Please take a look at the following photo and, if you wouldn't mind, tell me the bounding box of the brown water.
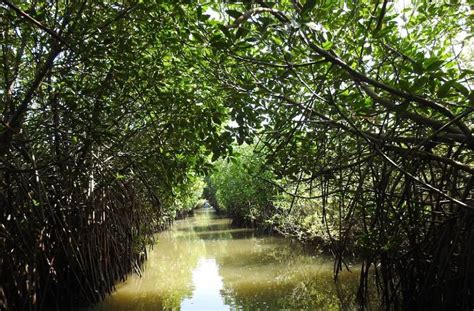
[96,208,360,310]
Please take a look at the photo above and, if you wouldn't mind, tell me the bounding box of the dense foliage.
[206,145,341,246]
[1,0,473,310]
[0,1,229,309]
[201,1,474,309]
[207,145,276,226]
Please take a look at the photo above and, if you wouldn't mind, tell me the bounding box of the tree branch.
[300,30,472,138]
[226,7,290,29]
[1,0,70,48]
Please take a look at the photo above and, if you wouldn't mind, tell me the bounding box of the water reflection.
[96,209,359,310]
[181,258,229,310]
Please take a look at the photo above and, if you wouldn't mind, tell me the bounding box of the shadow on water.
[177,223,234,233]
[184,229,255,241]
[94,208,361,310]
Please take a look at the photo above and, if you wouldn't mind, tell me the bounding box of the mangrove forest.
[1,0,473,310]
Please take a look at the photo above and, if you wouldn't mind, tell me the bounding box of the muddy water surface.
[96,209,359,310]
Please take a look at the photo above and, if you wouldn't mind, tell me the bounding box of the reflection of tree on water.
[97,209,362,310]
[195,210,362,310]
[214,237,360,310]
[96,215,208,310]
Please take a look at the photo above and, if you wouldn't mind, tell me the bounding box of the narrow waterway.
[96,208,360,310]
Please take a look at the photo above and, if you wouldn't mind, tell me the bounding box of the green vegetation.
[207,145,276,226]
[206,144,349,250]
[206,145,338,246]
[0,1,226,309]
[204,1,474,309]
[1,0,473,310]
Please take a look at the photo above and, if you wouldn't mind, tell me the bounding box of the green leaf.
[452,82,470,97]
[399,79,411,92]
[412,61,424,74]
[210,34,228,49]
[424,57,444,71]
[218,25,231,38]
[226,9,243,19]
[306,22,320,31]
[302,0,317,15]
[235,27,249,39]
[199,14,210,21]
[437,80,454,98]
[115,173,126,181]
[322,41,333,49]
[197,6,202,19]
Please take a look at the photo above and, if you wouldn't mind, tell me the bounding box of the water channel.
[96,208,360,310]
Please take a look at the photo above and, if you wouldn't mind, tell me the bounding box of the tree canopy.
[1,0,473,309]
